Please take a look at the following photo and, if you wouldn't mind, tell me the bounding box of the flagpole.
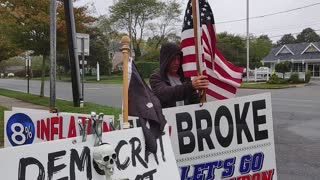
[191,0,206,103]
[246,0,250,82]
[121,36,130,129]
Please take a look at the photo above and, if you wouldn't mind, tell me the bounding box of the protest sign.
[4,109,114,147]
[0,127,180,180]
[162,93,277,180]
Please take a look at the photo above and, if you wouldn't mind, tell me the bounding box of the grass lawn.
[240,82,306,89]
[0,88,121,117]
[0,106,8,147]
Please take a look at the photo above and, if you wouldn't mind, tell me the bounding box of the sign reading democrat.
[4,110,114,147]
[0,128,180,180]
[162,93,277,180]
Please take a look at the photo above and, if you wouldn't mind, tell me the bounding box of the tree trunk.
[40,55,47,97]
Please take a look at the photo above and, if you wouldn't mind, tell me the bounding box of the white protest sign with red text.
[4,109,114,147]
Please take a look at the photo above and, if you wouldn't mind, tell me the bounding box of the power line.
[268,29,320,39]
[254,20,320,34]
[216,2,320,24]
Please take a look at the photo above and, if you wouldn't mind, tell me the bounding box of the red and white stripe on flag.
[181,0,243,100]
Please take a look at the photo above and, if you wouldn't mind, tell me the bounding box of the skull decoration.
[93,143,117,178]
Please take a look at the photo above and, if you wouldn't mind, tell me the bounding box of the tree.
[250,35,272,68]
[0,2,20,62]
[83,27,111,75]
[109,0,163,58]
[0,0,94,96]
[296,28,320,43]
[147,0,182,50]
[98,15,121,43]
[0,35,19,62]
[276,34,296,45]
[275,61,292,79]
[217,32,246,67]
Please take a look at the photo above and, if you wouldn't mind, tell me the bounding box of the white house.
[261,42,320,78]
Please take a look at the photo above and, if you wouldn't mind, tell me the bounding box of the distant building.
[262,42,320,78]
[109,41,135,72]
[6,66,24,73]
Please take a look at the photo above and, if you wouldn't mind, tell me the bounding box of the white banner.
[4,109,114,147]
[162,93,277,180]
[0,127,180,180]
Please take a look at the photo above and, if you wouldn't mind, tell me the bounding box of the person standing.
[149,42,208,108]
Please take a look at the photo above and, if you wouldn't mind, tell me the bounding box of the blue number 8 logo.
[6,113,35,146]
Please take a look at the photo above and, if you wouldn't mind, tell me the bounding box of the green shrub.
[267,74,280,84]
[267,73,290,84]
[31,69,46,78]
[275,61,292,79]
[135,62,159,78]
[305,70,311,83]
[289,73,300,84]
[14,70,26,77]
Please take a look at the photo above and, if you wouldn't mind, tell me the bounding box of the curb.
[240,83,308,89]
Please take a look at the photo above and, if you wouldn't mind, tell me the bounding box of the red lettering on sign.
[41,118,50,140]
[68,116,76,138]
[262,169,274,180]
[252,173,260,180]
[50,116,59,140]
[103,121,109,132]
[237,175,251,180]
[59,116,65,139]
[37,121,40,138]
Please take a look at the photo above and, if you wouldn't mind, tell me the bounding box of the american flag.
[181,0,244,100]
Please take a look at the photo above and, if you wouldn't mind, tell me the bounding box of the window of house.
[292,63,305,72]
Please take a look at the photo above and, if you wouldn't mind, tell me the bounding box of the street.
[0,79,320,179]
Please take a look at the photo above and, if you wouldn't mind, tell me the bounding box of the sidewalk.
[0,95,48,110]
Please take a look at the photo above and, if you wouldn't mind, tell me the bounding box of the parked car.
[7,73,15,77]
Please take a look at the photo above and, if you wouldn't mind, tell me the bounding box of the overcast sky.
[76,0,320,42]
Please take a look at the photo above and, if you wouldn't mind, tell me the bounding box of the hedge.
[135,61,159,78]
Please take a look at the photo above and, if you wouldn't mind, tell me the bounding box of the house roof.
[262,42,320,62]
[108,41,122,53]
[112,52,123,71]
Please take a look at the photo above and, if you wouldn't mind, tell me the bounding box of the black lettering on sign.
[215,106,234,147]
[115,140,130,170]
[252,100,268,141]
[135,169,157,180]
[129,137,148,168]
[48,150,67,180]
[18,157,45,180]
[176,112,195,154]
[195,109,214,151]
[70,147,92,180]
[235,102,253,144]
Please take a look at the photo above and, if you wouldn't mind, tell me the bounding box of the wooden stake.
[192,0,206,103]
[121,36,130,129]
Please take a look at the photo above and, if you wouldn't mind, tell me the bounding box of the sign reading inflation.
[4,110,114,147]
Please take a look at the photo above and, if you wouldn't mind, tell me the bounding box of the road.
[0,79,320,179]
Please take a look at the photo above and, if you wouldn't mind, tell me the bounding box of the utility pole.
[81,38,85,107]
[64,0,81,107]
[26,52,30,94]
[50,0,57,112]
[246,0,250,82]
